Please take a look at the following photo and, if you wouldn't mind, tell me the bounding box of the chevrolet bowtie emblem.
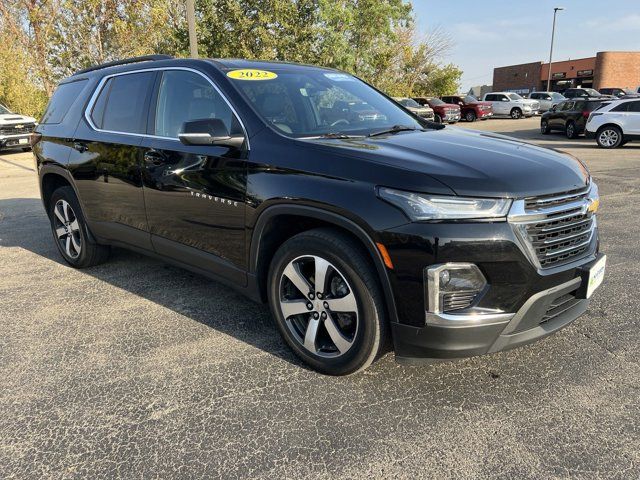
[15,124,24,129]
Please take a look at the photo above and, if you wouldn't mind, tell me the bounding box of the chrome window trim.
[83,66,250,150]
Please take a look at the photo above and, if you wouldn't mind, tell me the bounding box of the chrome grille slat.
[509,184,596,269]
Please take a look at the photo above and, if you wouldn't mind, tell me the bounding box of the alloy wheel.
[511,109,521,119]
[598,129,619,147]
[279,255,359,358]
[53,199,82,259]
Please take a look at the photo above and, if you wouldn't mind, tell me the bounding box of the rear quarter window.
[40,79,88,124]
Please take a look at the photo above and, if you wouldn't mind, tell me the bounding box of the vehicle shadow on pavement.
[0,197,309,371]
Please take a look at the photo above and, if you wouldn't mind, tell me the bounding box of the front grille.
[510,186,596,269]
[442,291,478,312]
[0,123,35,135]
[540,291,581,325]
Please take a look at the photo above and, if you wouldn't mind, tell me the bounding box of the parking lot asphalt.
[1,117,639,479]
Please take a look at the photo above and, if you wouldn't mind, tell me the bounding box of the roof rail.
[73,55,174,76]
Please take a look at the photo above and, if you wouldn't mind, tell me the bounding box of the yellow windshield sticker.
[227,69,278,80]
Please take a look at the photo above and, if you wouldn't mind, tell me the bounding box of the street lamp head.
[554,7,564,11]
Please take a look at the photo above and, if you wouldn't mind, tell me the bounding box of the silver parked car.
[529,92,566,112]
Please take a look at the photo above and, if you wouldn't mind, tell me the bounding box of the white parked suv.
[585,98,640,148]
[0,103,37,152]
[528,91,566,112]
[482,92,539,119]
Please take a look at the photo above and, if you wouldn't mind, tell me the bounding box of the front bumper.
[379,215,600,363]
[393,275,589,363]
[0,134,31,149]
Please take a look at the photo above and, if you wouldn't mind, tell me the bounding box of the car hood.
[306,127,589,198]
[0,114,36,124]
[436,103,460,110]
[407,106,433,113]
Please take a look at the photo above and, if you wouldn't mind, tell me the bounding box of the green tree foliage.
[0,0,461,118]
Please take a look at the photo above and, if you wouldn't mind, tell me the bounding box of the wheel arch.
[249,205,399,324]
[40,166,77,215]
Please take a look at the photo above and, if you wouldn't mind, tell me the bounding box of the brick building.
[492,51,640,93]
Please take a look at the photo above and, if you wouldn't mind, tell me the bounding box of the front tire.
[541,119,550,134]
[49,186,110,268]
[510,108,522,119]
[465,111,476,122]
[267,228,387,375]
[433,114,442,124]
[596,126,623,149]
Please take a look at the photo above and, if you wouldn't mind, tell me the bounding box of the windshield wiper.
[368,125,422,137]
[303,132,364,139]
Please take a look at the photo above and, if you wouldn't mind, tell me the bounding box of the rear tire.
[596,126,623,149]
[465,111,476,122]
[49,186,110,268]
[267,228,387,375]
[565,121,578,139]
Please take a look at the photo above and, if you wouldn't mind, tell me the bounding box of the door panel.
[141,138,247,269]
[141,69,248,275]
[69,71,156,247]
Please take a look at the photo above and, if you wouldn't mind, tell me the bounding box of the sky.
[413,0,640,91]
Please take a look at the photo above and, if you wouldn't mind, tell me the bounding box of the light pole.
[546,7,564,91]
[186,0,198,58]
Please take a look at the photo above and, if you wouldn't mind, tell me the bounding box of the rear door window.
[41,79,88,124]
[90,72,155,134]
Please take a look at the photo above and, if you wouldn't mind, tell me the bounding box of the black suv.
[540,98,606,138]
[33,56,605,375]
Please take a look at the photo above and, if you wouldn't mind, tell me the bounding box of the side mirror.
[178,118,245,148]
[502,98,510,102]
[545,96,552,101]
[458,101,464,106]
[551,105,557,111]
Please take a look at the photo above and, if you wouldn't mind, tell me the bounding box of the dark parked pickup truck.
[33,56,605,375]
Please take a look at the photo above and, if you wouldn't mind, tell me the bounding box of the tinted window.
[585,101,603,111]
[485,94,496,101]
[560,101,573,111]
[91,72,155,134]
[41,79,88,124]
[628,101,640,112]
[574,101,586,110]
[154,70,237,138]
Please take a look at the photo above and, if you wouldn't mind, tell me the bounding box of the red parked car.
[440,94,493,122]
[414,97,461,124]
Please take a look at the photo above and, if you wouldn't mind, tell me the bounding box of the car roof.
[66,57,341,84]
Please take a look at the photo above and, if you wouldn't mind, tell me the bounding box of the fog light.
[425,263,487,314]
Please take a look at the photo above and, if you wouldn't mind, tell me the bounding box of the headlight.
[379,187,512,221]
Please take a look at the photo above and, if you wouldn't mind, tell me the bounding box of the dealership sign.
[552,72,566,79]
[577,69,594,77]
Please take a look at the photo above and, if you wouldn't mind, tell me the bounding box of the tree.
[0,0,461,118]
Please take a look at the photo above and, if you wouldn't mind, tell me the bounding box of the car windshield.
[508,93,523,100]
[428,98,445,106]
[463,95,478,103]
[229,68,421,137]
[551,93,565,100]
[584,88,601,96]
[0,104,11,114]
